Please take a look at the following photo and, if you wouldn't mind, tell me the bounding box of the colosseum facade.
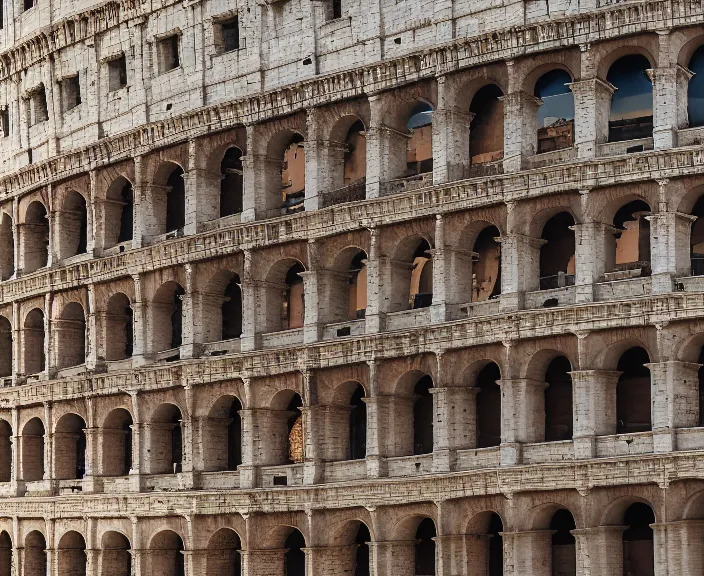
[0,0,703,575]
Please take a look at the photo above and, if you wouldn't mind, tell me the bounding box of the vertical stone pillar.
[300,241,321,344]
[240,250,258,351]
[11,301,20,384]
[128,391,142,492]
[303,108,331,212]
[504,531,553,576]
[647,360,701,452]
[132,155,146,249]
[435,534,468,576]
[11,197,19,278]
[305,545,357,576]
[497,379,547,465]
[131,274,147,365]
[368,540,416,576]
[651,523,669,576]
[365,228,387,333]
[572,218,614,303]
[498,232,544,312]
[363,394,392,479]
[649,64,692,149]
[241,549,286,576]
[43,402,52,482]
[569,78,615,159]
[44,292,53,379]
[648,207,695,294]
[85,284,100,371]
[433,76,472,184]
[179,385,196,489]
[502,90,542,173]
[184,139,221,234]
[180,264,200,359]
[673,520,704,576]
[570,370,620,459]
[431,387,477,473]
[302,370,323,485]
[430,215,449,322]
[10,407,22,496]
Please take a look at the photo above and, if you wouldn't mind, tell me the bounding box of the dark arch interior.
[349,385,367,460]
[228,397,243,470]
[488,513,503,576]
[544,356,573,442]
[354,523,371,576]
[0,531,10,576]
[476,363,501,448]
[166,167,186,233]
[469,84,504,165]
[613,200,651,275]
[222,275,243,340]
[550,510,576,576]
[535,69,574,154]
[284,262,306,330]
[119,182,134,243]
[221,147,244,217]
[472,225,501,302]
[539,212,576,290]
[415,518,436,576]
[616,347,651,434]
[286,393,304,464]
[171,284,185,349]
[606,54,653,142]
[691,195,704,276]
[284,530,306,576]
[689,45,704,127]
[623,503,655,576]
[413,375,433,455]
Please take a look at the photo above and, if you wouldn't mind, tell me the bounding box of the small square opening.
[62,75,81,111]
[108,54,127,91]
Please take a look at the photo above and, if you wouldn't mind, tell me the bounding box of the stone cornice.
[0,0,698,198]
[0,450,699,516]
[1,291,701,408]
[1,144,703,307]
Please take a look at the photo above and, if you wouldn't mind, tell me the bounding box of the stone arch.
[101,408,133,477]
[270,130,306,216]
[0,420,11,482]
[0,531,10,576]
[323,246,368,324]
[414,517,436,576]
[539,211,576,290]
[54,412,87,480]
[56,189,88,260]
[470,224,501,302]
[219,146,244,218]
[101,531,131,576]
[22,308,45,375]
[269,389,304,465]
[55,301,86,369]
[616,346,651,434]
[329,519,372,576]
[465,511,504,576]
[204,395,242,472]
[474,362,502,448]
[21,417,44,481]
[534,68,575,154]
[24,531,47,576]
[261,258,306,333]
[202,270,242,343]
[104,175,134,247]
[283,528,306,576]
[610,198,652,277]
[148,530,185,576]
[469,84,505,169]
[149,403,184,474]
[22,200,49,273]
[329,114,367,195]
[405,101,434,179]
[105,292,133,361]
[149,281,185,353]
[543,356,574,442]
[150,161,186,236]
[0,212,14,280]
[389,234,433,312]
[0,315,12,377]
[687,191,704,276]
[205,528,241,576]
[57,530,87,576]
[606,54,654,143]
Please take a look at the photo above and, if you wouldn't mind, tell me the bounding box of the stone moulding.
[1,145,703,307]
[0,291,701,408]
[0,0,700,198]
[0,450,698,514]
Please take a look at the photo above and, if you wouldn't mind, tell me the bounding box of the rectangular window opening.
[158,34,180,73]
[108,54,128,91]
[0,108,9,138]
[216,17,240,54]
[332,0,342,18]
[23,0,34,11]
[62,75,81,111]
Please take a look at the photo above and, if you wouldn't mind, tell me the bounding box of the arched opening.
[281,134,306,214]
[469,85,505,166]
[106,293,133,361]
[54,413,86,480]
[101,531,131,576]
[220,147,244,217]
[58,531,87,576]
[0,421,11,482]
[406,103,434,177]
[56,302,86,369]
[476,363,501,448]
[410,240,433,309]
[349,384,366,460]
[24,531,47,576]
[488,513,503,576]
[283,263,305,330]
[413,376,434,455]
[204,395,243,472]
[0,213,14,280]
[150,404,183,474]
[550,509,576,576]
[343,119,367,190]
[285,393,304,464]
[149,531,185,576]
[472,226,501,302]
[616,347,651,434]
[21,417,44,481]
[0,316,12,377]
[227,398,242,470]
[544,356,573,442]
[354,523,371,576]
[166,166,186,233]
[535,69,575,154]
[59,190,88,259]
[698,346,704,427]
[539,212,575,290]
[613,200,651,277]
[689,45,704,128]
[690,195,704,275]
[607,55,653,142]
[23,201,49,273]
[206,528,241,576]
[284,530,306,576]
[415,518,436,576]
[0,531,11,576]
[104,177,134,248]
[150,281,185,353]
[102,408,133,476]
[222,275,243,340]
[622,503,655,576]
[23,308,45,375]
[348,251,367,320]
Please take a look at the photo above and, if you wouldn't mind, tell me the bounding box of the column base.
[129,471,143,492]
[365,313,386,334]
[303,323,321,344]
[502,153,523,174]
[576,140,598,159]
[430,303,447,323]
[499,292,523,312]
[238,464,261,488]
[179,343,203,360]
[82,475,103,494]
[653,126,676,149]
[573,436,596,459]
[10,480,25,497]
[365,456,388,479]
[575,283,595,303]
[651,272,674,294]
[178,471,198,490]
[240,334,259,352]
[653,429,676,453]
[432,449,456,473]
[303,460,324,485]
[500,443,522,466]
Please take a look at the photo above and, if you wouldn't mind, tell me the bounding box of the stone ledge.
[2,144,704,307]
[0,0,697,198]
[0,449,699,515]
[0,291,701,408]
